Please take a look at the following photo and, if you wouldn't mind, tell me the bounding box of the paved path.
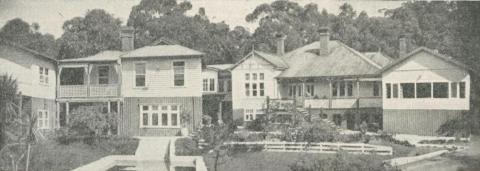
[135,137,176,161]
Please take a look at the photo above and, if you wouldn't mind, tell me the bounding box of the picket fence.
[224,141,393,156]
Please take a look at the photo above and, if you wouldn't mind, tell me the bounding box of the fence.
[224,141,393,155]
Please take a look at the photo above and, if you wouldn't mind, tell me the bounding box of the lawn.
[28,137,139,171]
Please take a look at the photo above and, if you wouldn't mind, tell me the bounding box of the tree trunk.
[214,150,220,171]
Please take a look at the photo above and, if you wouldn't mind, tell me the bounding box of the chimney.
[275,33,286,56]
[318,27,329,56]
[399,35,407,58]
[120,26,135,51]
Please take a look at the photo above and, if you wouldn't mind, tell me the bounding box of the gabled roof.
[230,50,288,70]
[206,64,234,71]
[1,41,57,62]
[277,41,382,78]
[377,47,472,74]
[59,51,123,63]
[121,44,203,59]
[363,52,394,68]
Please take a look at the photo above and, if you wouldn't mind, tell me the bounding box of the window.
[39,67,49,84]
[173,61,185,86]
[332,82,338,97]
[306,85,315,96]
[227,80,232,92]
[451,82,458,98]
[386,83,391,99]
[392,84,399,98]
[140,104,180,127]
[400,83,415,98]
[203,79,208,91]
[333,81,353,97]
[244,109,254,121]
[245,73,264,97]
[297,85,303,97]
[209,78,215,91]
[339,82,345,96]
[373,82,381,97]
[244,109,263,121]
[135,63,146,87]
[37,110,49,129]
[346,82,353,96]
[98,66,109,84]
[219,80,225,92]
[416,83,431,98]
[433,82,449,98]
[460,82,466,98]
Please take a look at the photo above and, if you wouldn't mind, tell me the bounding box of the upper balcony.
[58,54,122,98]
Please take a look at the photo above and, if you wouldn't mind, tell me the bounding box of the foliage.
[28,138,138,171]
[0,75,18,149]
[437,111,477,137]
[0,18,58,57]
[289,151,391,171]
[246,118,267,132]
[57,9,122,59]
[59,105,117,145]
[175,137,201,156]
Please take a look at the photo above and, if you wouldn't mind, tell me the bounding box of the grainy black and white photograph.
[0,0,479,170]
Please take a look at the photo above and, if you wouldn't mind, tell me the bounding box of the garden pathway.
[135,137,176,160]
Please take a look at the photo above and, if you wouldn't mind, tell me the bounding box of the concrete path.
[135,137,176,161]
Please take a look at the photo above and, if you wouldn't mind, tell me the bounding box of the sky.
[0,0,404,38]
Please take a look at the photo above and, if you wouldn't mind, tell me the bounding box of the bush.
[246,118,266,131]
[175,138,202,156]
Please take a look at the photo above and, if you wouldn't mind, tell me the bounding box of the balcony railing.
[304,97,382,109]
[59,84,119,98]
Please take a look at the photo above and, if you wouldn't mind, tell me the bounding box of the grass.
[175,137,202,156]
[28,137,139,171]
[203,151,390,171]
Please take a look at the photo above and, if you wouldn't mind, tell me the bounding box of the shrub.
[246,118,266,131]
[175,137,202,156]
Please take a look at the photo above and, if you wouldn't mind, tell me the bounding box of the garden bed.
[27,137,138,171]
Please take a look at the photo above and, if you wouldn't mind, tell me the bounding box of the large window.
[140,104,180,128]
[37,110,49,129]
[400,83,415,98]
[135,63,146,87]
[98,66,109,84]
[433,82,449,98]
[173,61,185,86]
[332,81,353,97]
[245,72,264,97]
[39,67,49,84]
[203,79,208,91]
[416,83,431,98]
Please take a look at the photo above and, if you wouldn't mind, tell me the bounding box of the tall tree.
[57,9,122,59]
[0,19,58,57]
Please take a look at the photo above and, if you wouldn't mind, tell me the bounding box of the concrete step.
[135,137,173,160]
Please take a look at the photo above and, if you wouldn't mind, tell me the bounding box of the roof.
[230,50,288,70]
[277,41,382,78]
[206,64,234,71]
[377,47,473,74]
[1,41,57,62]
[121,44,203,58]
[363,52,394,68]
[59,51,123,63]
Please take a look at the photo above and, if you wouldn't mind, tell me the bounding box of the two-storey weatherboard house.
[202,64,233,123]
[56,27,204,136]
[232,28,471,136]
[0,42,57,131]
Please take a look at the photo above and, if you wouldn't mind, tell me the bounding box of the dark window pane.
[136,75,145,87]
[373,82,380,97]
[433,82,449,98]
[401,83,415,98]
[245,83,250,96]
[259,83,264,96]
[393,84,398,98]
[142,105,149,110]
[339,82,345,96]
[386,83,391,98]
[416,83,432,98]
[460,82,466,98]
[451,83,457,98]
[332,82,338,97]
[219,80,224,92]
[152,113,159,126]
[209,78,215,91]
[347,82,353,96]
[171,113,178,126]
[142,113,148,126]
[162,113,168,126]
[252,83,257,96]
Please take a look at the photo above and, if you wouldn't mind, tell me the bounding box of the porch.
[277,77,383,109]
[58,62,121,98]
